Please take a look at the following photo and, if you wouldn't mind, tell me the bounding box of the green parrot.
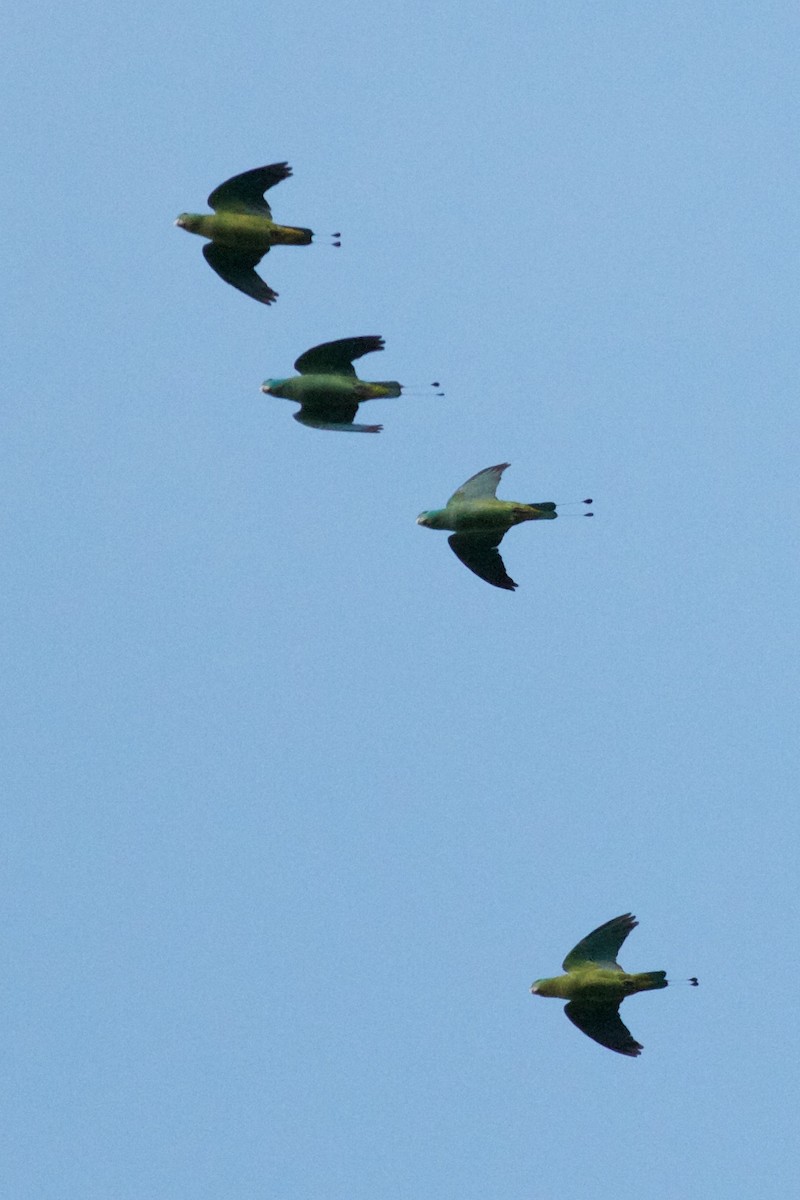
[530,913,698,1057]
[416,462,591,591]
[175,162,315,305]
[261,336,404,432]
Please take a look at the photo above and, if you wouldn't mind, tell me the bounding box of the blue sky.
[3,2,799,1196]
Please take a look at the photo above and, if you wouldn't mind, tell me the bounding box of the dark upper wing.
[448,532,516,591]
[294,336,385,376]
[564,1001,643,1058]
[202,243,277,305]
[563,913,637,972]
[207,163,292,215]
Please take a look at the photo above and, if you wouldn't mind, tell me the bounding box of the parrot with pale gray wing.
[530,913,698,1057]
[416,462,591,590]
[175,163,316,305]
[261,336,405,432]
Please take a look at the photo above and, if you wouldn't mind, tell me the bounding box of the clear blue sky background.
[3,2,798,1197]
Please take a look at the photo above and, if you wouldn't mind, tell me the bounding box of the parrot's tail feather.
[355,382,402,400]
[635,971,668,991]
[271,224,314,245]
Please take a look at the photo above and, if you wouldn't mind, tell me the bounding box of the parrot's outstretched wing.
[202,244,277,305]
[294,337,385,377]
[448,532,516,591]
[293,399,381,433]
[564,1000,643,1057]
[295,399,358,425]
[447,463,510,506]
[563,913,637,972]
[208,162,292,215]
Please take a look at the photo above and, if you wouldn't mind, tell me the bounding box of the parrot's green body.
[531,968,667,1003]
[530,913,696,1057]
[175,162,312,305]
[418,498,557,533]
[417,463,565,591]
[262,336,402,433]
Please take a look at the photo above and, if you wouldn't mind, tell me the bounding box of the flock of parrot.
[176,161,697,1055]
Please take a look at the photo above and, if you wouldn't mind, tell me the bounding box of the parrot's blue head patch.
[261,379,288,395]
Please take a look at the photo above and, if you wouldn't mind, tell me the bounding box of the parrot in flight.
[175,162,315,305]
[530,913,698,1057]
[416,462,591,590]
[261,336,405,433]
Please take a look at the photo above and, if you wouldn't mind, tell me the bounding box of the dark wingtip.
[263,161,292,183]
[494,574,519,591]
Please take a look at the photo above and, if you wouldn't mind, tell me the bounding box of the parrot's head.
[261,379,290,397]
[416,509,447,530]
[174,213,203,233]
[530,977,561,998]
